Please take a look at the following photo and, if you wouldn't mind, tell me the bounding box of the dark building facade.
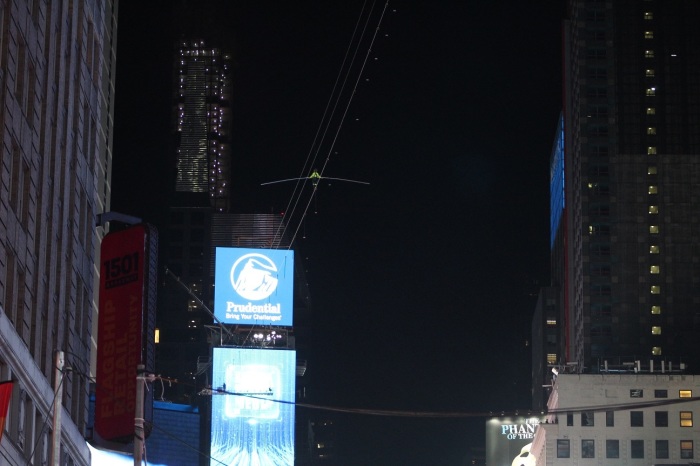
[0,1,117,463]
[534,0,700,407]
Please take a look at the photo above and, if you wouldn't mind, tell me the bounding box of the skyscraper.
[534,0,700,406]
[174,39,231,212]
[0,1,117,463]
[154,39,233,406]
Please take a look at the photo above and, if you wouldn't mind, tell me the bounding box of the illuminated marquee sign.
[214,247,294,326]
[211,348,296,465]
[486,416,544,466]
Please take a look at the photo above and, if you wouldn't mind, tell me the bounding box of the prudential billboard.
[214,247,294,326]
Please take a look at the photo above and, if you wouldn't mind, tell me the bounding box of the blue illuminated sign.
[211,348,296,466]
[550,113,565,249]
[214,247,294,326]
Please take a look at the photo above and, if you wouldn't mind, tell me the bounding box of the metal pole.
[51,351,64,466]
[134,364,145,465]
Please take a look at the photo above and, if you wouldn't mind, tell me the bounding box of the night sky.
[112,2,563,464]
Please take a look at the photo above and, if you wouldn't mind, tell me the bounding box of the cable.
[289,0,391,246]
[85,364,700,421]
[270,1,372,248]
[270,0,372,248]
[25,365,66,466]
[546,395,700,415]
[271,0,392,249]
[164,267,235,342]
[159,373,700,419]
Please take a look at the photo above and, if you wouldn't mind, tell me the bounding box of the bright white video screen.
[211,348,296,465]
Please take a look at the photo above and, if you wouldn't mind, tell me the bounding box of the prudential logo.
[215,247,294,326]
[230,253,279,300]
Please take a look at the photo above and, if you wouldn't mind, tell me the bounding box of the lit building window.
[547,353,557,364]
[645,50,655,58]
[650,265,660,274]
[644,12,653,20]
[646,69,655,77]
[650,245,660,254]
[650,225,659,234]
[648,166,658,175]
[649,205,659,214]
[647,127,657,135]
[649,186,658,194]
[651,326,661,334]
[680,390,692,398]
[680,412,693,427]
[648,146,657,155]
[588,224,610,235]
[547,319,557,326]
[681,440,693,459]
[652,346,662,355]
[645,31,654,39]
[646,88,656,96]
[651,285,661,294]
[651,305,661,314]
[647,107,656,114]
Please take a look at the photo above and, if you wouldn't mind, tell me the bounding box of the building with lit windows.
[174,39,231,212]
[530,373,700,465]
[533,0,700,408]
[0,0,117,464]
[155,39,233,406]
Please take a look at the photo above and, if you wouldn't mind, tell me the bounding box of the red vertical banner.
[95,224,156,441]
[0,381,13,442]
